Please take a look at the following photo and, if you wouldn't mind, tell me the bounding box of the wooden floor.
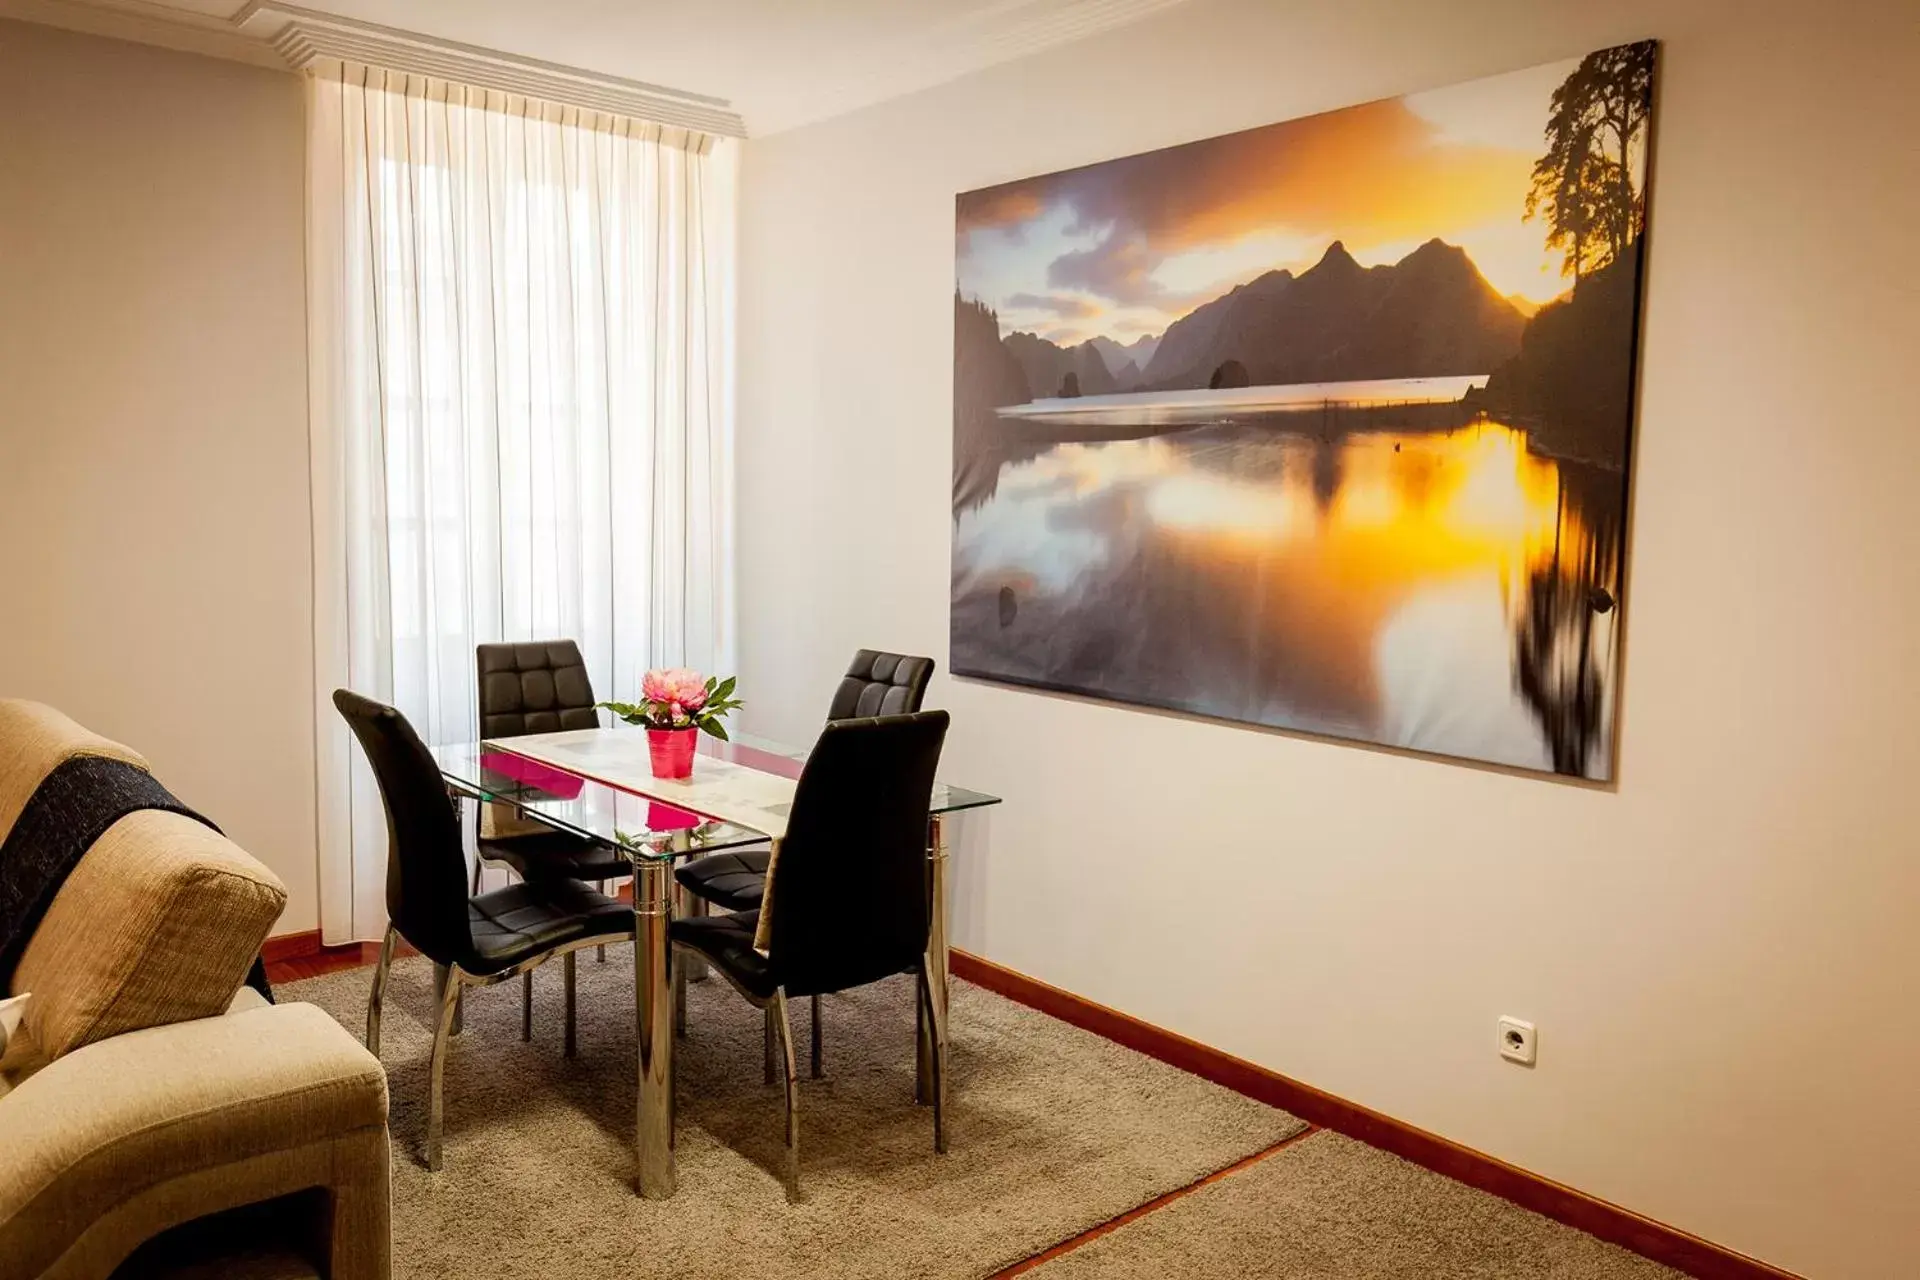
[267,941,404,983]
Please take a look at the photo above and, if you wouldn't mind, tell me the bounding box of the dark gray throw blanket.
[0,754,272,1001]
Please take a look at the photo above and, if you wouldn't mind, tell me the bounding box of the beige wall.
[0,21,317,931]
[734,0,1920,1275]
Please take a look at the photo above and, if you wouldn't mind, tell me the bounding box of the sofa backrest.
[0,699,287,1073]
[0,699,148,840]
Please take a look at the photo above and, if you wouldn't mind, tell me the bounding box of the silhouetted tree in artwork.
[1526,41,1655,286]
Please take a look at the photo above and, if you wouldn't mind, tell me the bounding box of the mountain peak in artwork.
[1137,238,1525,389]
[1003,330,1118,400]
[1313,240,1359,271]
[1086,333,1163,386]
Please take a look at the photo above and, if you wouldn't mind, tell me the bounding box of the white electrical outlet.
[1498,1016,1537,1066]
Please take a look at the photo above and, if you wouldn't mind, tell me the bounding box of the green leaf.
[712,676,736,702]
[699,719,730,741]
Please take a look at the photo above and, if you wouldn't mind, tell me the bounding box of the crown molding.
[0,0,284,68]
[236,3,744,137]
[0,0,745,137]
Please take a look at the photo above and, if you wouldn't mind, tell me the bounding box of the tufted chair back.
[768,711,950,997]
[477,641,598,739]
[826,650,935,722]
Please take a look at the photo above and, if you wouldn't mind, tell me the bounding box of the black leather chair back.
[332,690,471,965]
[768,711,949,997]
[478,641,598,738]
[826,650,935,721]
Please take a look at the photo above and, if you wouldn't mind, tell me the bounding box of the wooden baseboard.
[261,929,325,963]
[950,949,1801,1280]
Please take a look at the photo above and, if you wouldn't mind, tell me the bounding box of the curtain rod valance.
[309,61,719,154]
[236,1,746,139]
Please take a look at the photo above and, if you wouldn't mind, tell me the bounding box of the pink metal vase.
[647,727,697,779]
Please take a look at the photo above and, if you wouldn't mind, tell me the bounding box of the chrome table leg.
[633,856,676,1198]
[917,814,950,1106]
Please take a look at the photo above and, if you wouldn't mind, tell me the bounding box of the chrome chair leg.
[432,963,464,1037]
[365,926,397,1055]
[771,989,801,1202]
[918,956,948,1154]
[427,964,463,1171]
[914,967,928,1102]
[669,953,679,1149]
[763,1005,776,1085]
[682,891,709,983]
[810,993,823,1079]
[521,970,533,1042]
[597,881,607,962]
[564,950,578,1059]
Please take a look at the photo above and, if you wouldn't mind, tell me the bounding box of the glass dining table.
[431,728,1000,1198]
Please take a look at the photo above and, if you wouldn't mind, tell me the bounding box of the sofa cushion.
[10,810,287,1061]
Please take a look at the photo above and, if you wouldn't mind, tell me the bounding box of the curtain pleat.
[306,66,737,944]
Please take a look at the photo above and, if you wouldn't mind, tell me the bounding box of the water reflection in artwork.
[952,410,1621,776]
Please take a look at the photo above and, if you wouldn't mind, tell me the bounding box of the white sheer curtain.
[305,64,735,944]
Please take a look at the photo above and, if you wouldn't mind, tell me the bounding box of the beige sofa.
[0,700,390,1280]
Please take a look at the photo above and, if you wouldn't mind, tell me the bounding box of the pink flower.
[643,667,708,713]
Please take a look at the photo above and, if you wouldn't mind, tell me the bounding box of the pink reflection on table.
[698,738,804,781]
[479,751,585,799]
[645,801,702,831]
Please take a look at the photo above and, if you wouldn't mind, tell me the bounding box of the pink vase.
[647,727,697,779]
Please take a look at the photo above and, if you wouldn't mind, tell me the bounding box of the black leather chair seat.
[478,829,630,883]
[673,848,770,911]
[669,909,775,1000]
[465,880,632,976]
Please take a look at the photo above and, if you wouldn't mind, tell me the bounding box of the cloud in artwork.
[955,186,1047,236]
[963,96,1537,311]
[1046,231,1163,305]
[1004,292,1102,319]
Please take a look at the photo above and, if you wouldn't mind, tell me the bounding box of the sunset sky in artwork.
[956,57,1586,347]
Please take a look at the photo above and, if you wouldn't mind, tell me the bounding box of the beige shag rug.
[283,950,1303,1279]
[1028,1131,1683,1279]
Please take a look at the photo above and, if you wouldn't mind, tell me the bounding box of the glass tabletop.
[432,728,999,861]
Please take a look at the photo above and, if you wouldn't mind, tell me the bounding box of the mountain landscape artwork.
[951,42,1656,780]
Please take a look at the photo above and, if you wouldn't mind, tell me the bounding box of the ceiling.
[11,0,1192,134]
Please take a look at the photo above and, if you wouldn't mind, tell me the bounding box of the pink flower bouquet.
[599,668,743,741]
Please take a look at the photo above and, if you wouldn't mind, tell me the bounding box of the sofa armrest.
[0,1001,389,1280]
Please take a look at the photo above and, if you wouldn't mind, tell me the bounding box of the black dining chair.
[334,689,635,1171]
[471,641,634,1023]
[672,649,935,1076]
[472,640,630,883]
[669,710,951,1201]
